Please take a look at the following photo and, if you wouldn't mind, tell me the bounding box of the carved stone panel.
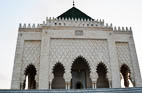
[49,39,110,79]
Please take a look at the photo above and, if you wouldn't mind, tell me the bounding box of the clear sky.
[0,0,142,89]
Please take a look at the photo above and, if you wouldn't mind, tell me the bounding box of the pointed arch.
[52,62,65,89]
[96,62,108,77]
[23,64,37,89]
[96,62,109,88]
[120,64,134,88]
[71,55,91,73]
[71,56,92,89]
[52,62,65,74]
[24,64,36,76]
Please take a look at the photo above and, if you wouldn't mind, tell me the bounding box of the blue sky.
[0,0,142,89]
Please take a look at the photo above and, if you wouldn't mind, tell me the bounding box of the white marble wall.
[11,20,142,89]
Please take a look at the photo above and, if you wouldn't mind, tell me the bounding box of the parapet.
[19,23,42,29]
[18,17,132,32]
[113,26,132,32]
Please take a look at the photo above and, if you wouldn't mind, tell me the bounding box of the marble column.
[68,82,70,89]
[65,82,68,89]
[90,72,98,89]
[109,80,112,88]
[95,82,96,89]
[92,83,95,89]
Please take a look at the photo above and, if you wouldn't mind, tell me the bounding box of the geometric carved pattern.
[22,40,41,83]
[116,42,134,79]
[116,42,132,67]
[22,40,41,67]
[49,39,110,77]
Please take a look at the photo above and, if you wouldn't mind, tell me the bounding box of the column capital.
[90,72,98,83]
[64,73,72,82]
[49,73,54,82]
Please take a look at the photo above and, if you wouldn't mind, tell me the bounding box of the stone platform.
[0,88,142,93]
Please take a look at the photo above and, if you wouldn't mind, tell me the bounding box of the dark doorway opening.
[23,64,36,89]
[96,63,109,88]
[76,82,83,89]
[120,64,134,88]
[52,63,65,89]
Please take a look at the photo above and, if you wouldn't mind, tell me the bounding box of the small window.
[54,23,57,25]
[75,30,83,36]
[91,24,94,26]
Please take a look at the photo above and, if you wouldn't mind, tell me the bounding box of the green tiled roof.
[57,7,93,20]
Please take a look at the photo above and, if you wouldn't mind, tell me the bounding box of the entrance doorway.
[96,63,109,88]
[76,82,83,89]
[71,56,92,89]
[52,63,65,89]
[120,64,134,88]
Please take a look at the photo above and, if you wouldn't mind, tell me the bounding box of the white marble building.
[11,6,142,89]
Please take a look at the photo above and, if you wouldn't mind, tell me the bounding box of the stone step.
[0,87,142,93]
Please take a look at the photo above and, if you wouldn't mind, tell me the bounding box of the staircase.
[0,87,142,93]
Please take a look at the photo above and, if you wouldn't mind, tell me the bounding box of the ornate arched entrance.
[71,56,92,89]
[120,64,134,88]
[96,63,109,88]
[52,63,65,89]
[23,64,37,89]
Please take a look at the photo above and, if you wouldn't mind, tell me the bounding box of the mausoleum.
[11,5,142,90]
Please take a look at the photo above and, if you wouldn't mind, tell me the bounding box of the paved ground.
[0,87,142,93]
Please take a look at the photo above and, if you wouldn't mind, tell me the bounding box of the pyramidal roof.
[57,7,93,20]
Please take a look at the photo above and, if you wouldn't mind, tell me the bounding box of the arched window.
[96,63,109,88]
[52,63,65,89]
[23,64,36,89]
[120,64,134,88]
